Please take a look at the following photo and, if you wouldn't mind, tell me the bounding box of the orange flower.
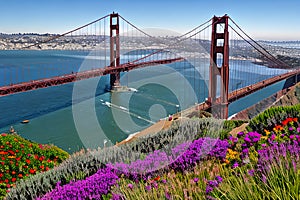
[29,169,35,174]
[282,118,293,126]
[26,159,31,164]
[11,178,16,182]
[7,156,16,159]
[18,174,23,178]
[11,171,16,175]
[293,118,298,122]
[274,125,284,131]
[154,176,161,181]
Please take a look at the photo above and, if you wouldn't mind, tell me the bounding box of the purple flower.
[232,162,239,168]
[261,143,267,148]
[242,148,249,154]
[244,137,251,143]
[165,192,171,200]
[248,169,255,176]
[215,176,223,183]
[289,127,294,131]
[162,179,167,184]
[271,134,276,140]
[297,127,300,132]
[206,186,214,194]
[242,143,248,148]
[127,183,133,190]
[152,181,158,189]
[290,135,295,140]
[145,185,151,191]
[111,193,123,200]
[193,177,199,183]
[237,132,244,138]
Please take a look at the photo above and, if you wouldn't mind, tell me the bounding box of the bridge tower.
[208,15,229,119]
[110,13,121,90]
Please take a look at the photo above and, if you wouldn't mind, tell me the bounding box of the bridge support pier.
[110,13,121,90]
[208,15,229,119]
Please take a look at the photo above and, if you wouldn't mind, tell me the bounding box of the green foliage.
[247,104,300,132]
[215,152,300,200]
[129,118,226,155]
[220,120,247,140]
[0,133,68,199]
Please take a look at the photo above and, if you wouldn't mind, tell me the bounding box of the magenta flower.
[232,162,239,168]
[215,176,223,183]
[193,177,199,183]
[237,132,244,138]
[271,134,276,140]
[127,183,133,190]
[145,185,151,191]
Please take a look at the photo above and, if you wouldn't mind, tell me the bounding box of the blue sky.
[0,0,299,40]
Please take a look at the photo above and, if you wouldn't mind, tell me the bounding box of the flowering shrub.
[38,137,228,199]
[38,167,118,200]
[247,104,300,133]
[0,133,68,197]
[226,116,300,167]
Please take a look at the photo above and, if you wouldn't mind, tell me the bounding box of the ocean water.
[0,50,289,153]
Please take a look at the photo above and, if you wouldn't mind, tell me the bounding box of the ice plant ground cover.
[0,133,69,198]
[6,105,300,199]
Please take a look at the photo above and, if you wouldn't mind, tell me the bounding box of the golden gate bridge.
[0,13,299,119]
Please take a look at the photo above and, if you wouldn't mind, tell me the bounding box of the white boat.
[128,88,138,92]
[104,102,111,107]
[119,106,127,111]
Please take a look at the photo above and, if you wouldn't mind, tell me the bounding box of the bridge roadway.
[0,57,184,96]
[196,68,300,112]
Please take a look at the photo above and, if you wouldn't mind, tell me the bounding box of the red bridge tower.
[208,15,229,119]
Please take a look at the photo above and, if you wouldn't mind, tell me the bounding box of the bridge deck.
[0,58,183,96]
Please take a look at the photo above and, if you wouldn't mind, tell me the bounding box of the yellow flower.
[261,136,268,140]
[264,129,271,136]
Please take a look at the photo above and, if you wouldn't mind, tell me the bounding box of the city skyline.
[0,0,299,41]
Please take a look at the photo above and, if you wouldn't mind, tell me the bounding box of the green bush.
[0,133,69,199]
[247,104,300,132]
